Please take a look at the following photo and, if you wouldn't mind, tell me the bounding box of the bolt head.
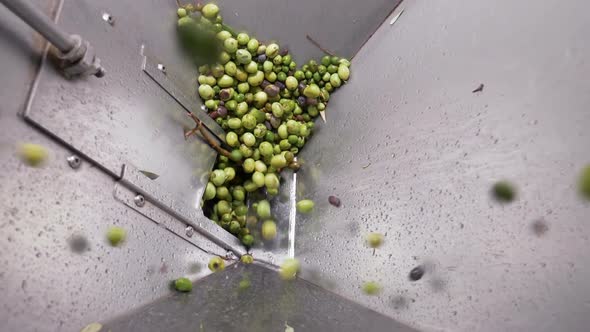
[67,155,81,169]
[134,194,145,207]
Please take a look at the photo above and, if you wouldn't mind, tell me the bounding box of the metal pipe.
[0,0,74,52]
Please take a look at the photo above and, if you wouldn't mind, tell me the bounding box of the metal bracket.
[113,182,226,256]
[116,163,245,257]
[57,34,105,78]
[141,47,225,143]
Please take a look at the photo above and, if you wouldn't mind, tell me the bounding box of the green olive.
[230,149,243,162]
[264,173,279,189]
[261,220,277,240]
[18,143,48,167]
[362,281,381,295]
[247,39,259,53]
[235,68,248,82]
[244,180,258,192]
[174,277,192,292]
[224,37,238,53]
[338,65,350,81]
[208,256,225,272]
[217,200,231,215]
[211,169,227,186]
[237,32,250,45]
[253,91,268,108]
[492,181,516,203]
[106,226,126,246]
[279,139,291,151]
[278,124,288,139]
[223,167,236,181]
[241,114,257,130]
[271,102,284,118]
[263,61,274,73]
[366,232,384,248]
[241,132,256,147]
[285,76,298,90]
[265,43,279,58]
[240,254,254,264]
[236,49,252,64]
[241,157,254,172]
[229,220,241,234]
[273,54,283,65]
[219,51,231,64]
[248,71,265,87]
[217,30,232,41]
[216,186,230,199]
[256,200,271,218]
[279,258,300,281]
[237,82,250,94]
[303,84,320,98]
[226,118,241,130]
[177,8,187,18]
[252,171,265,187]
[241,234,254,246]
[224,61,237,76]
[296,199,314,213]
[244,61,258,74]
[232,187,245,201]
[204,182,216,200]
[198,84,214,99]
[265,71,277,82]
[201,3,219,19]
[218,75,234,88]
[270,154,287,169]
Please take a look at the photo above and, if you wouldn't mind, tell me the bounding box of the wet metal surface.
[24,0,218,202]
[215,0,402,62]
[0,1,221,331]
[294,1,590,331]
[105,263,418,332]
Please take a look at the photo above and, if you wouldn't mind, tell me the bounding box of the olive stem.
[306,35,335,57]
[185,113,239,163]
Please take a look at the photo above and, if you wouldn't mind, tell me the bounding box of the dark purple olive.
[264,121,272,130]
[219,88,231,101]
[288,71,294,76]
[297,96,306,107]
[306,97,318,106]
[294,115,304,122]
[409,266,424,281]
[298,83,307,93]
[257,54,267,63]
[209,111,220,119]
[328,196,341,207]
[270,116,281,128]
[264,84,280,97]
[219,100,225,106]
[261,80,271,89]
[275,81,286,90]
[216,106,228,117]
[279,48,289,56]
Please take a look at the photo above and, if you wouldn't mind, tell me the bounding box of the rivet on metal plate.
[185,226,194,237]
[66,155,81,169]
[157,63,166,74]
[134,194,145,207]
[102,12,114,26]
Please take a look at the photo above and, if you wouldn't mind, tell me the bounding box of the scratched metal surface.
[105,263,418,332]
[24,0,218,204]
[214,0,402,63]
[294,1,590,331]
[0,1,223,331]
